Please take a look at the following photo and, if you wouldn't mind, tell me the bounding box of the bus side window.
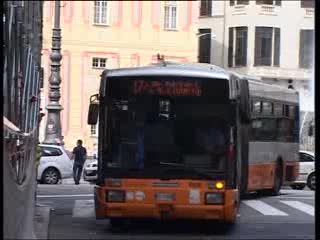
[289,105,295,118]
[283,105,289,117]
[262,102,273,115]
[253,101,261,114]
[274,103,282,116]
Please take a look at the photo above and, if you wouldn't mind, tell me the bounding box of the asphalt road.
[37,183,315,240]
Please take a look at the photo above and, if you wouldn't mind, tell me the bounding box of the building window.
[301,0,314,8]
[237,0,249,5]
[228,27,248,67]
[90,124,98,136]
[164,1,177,30]
[299,30,314,69]
[92,58,107,69]
[256,0,281,5]
[94,1,108,25]
[254,27,280,66]
[200,0,212,16]
[230,0,249,6]
[198,29,211,63]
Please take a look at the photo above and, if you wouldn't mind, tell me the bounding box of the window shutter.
[301,0,315,8]
[198,29,211,63]
[254,27,261,66]
[299,30,305,68]
[238,0,249,5]
[243,27,248,66]
[208,0,212,16]
[235,27,247,66]
[200,0,212,16]
[255,27,272,66]
[263,28,272,66]
[228,27,234,67]
[200,0,207,16]
[273,28,280,66]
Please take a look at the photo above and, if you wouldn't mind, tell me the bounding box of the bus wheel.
[261,163,282,196]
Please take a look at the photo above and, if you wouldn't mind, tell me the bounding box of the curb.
[34,206,51,240]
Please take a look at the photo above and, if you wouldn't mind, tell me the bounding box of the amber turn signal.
[215,181,224,189]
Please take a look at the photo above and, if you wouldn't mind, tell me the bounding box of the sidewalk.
[34,206,51,240]
[61,178,90,185]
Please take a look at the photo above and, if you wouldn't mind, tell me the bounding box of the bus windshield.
[105,77,234,179]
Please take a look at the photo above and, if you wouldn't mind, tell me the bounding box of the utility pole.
[43,1,64,145]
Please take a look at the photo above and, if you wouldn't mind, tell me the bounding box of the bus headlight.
[205,192,224,204]
[106,190,125,202]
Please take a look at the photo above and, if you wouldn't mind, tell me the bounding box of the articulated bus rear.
[89,64,246,225]
[245,80,300,195]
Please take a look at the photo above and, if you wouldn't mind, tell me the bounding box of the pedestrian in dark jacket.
[72,139,87,185]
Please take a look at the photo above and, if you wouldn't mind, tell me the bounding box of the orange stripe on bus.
[247,163,276,191]
[247,161,300,191]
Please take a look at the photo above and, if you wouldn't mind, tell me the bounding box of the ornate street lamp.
[43,1,64,145]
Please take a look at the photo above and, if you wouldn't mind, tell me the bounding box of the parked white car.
[37,144,73,184]
[83,160,98,182]
[291,150,315,190]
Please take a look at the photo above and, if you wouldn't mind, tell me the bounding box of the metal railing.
[3,1,44,239]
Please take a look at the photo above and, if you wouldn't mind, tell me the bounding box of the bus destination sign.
[133,80,202,96]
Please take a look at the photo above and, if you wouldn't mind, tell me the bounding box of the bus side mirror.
[88,94,99,125]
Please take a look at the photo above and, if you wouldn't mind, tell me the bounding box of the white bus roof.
[103,62,231,80]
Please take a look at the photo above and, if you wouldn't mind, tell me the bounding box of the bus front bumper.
[94,187,238,221]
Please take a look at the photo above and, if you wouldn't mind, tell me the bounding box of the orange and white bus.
[244,79,300,195]
[87,62,299,226]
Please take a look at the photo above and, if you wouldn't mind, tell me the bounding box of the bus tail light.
[205,192,224,204]
[106,190,125,202]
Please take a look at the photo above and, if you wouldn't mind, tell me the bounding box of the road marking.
[280,201,314,216]
[73,200,95,218]
[275,196,313,200]
[280,190,314,195]
[37,194,93,198]
[242,200,288,216]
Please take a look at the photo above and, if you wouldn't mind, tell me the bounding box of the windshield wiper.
[159,161,214,180]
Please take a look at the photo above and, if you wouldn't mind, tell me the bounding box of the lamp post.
[43,1,64,145]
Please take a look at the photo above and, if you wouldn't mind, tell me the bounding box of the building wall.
[199,1,314,84]
[41,1,199,154]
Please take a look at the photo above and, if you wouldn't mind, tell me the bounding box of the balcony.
[304,8,314,18]
[259,5,277,16]
[232,5,247,16]
[248,66,312,81]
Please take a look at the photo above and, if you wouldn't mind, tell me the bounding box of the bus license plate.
[155,193,175,201]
